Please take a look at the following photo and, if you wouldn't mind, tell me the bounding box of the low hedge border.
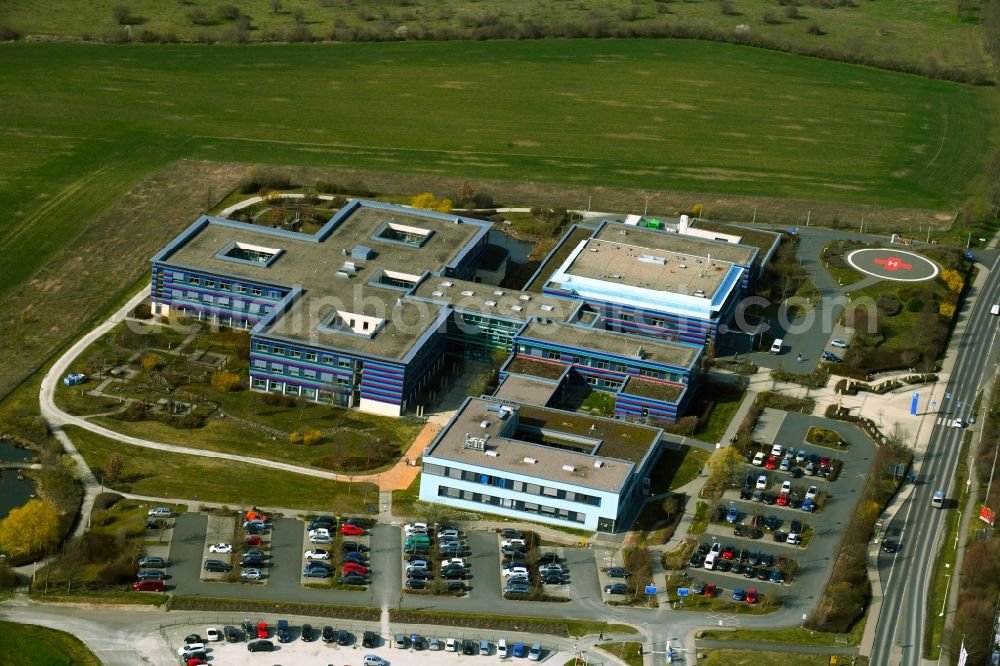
[168,595,379,620]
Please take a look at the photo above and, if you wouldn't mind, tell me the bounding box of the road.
[870,253,1000,664]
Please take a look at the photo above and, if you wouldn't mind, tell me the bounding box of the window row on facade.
[435,485,587,524]
[252,341,356,370]
[251,377,350,406]
[168,271,284,298]
[422,463,601,507]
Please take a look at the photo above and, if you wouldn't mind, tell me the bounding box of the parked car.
[133,578,164,592]
[138,556,166,568]
[529,643,542,661]
[305,548,330,560]
[363,655,388,666]
[752,451,765,466]
[203,560,231,573]
[303,565,331,578]
[445,638,459,652]
[501,528,523,539]
[309,533,333,544]
[428,637,442,651]
[831,338,848,348]
[341,523,366,536]
[779,458,791,472]
[756,474,768,490]
[801,498,814,512]
[256,622,269,639]
[300,624,315,642]
[512,643,527,658]
[308,516,335,530]
[342,541,370,553]
[147,506,171,518]
[208,543,232,554]
[342,574,368,585]
[746,588,759,604]
[243,535,262,546]
[241,568,263,580]
[247,639,273,652]
[770,444,783,457]
[604,583,628,595]
[497,639,509,658]
[805,486,819,501]
[362,630,377,648]
[606,566,630,578]
[322,625,336,643]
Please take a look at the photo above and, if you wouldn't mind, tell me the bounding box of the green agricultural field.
[0,620,101,666]
[0,0,989,81]
[1,40,994,305]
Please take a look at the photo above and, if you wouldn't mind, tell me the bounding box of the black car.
[145,518,165,530]
[343,541,370,553]
[363,631,377,648]
[138,556,166,568]
[241,557,265,567]
[407,569,432,580]
[337,629,351,646]
[245,523,266,535]
[247,639,274,652]
[322,625,336,643]
[715,505,727,521]
[715,559,730,573]
[343,574,368,585]
[744,566,757,579]
[542,573,565,584]
[442,570,466,580]
[696,543,710,556]
[308,516,335,530]
[764,515,779,531]
[790,520,803,534]
[242,619,255,637]
[763,493,777,505]
[756,568,770,581]
[607,567,630,578]
[406,578,427,590]
[539,552,560,563]
[760,553,774,567]
[740,487,753,500]
[447,581,466,592]
[342,552,367,565]
[688,552,704,567]
[204,559,231,572]
[729,562,742,575]
[882,540,898,553]
[300,624,315,641]
[223,625,241,643]
[184,634,203,644]
[501,528,523,539]
[790,466,804,478]
[604,582,628,595]
[463,640,477,655]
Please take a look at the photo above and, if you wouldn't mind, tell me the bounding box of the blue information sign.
[676,587,689,597]
[645,585,657,595]
[911,392,919,416]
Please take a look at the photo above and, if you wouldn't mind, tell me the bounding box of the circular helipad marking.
[845,248,939,282]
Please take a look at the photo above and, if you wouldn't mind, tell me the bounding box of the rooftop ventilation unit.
[519,294,532,301]
[336,271,350,279]
[694,290,706,298]
[485,450,499,457]
[431,290,444,297]
[499,405,514,419]
[494,290,504,296]
[594,460,605,468]
[589,248,599,253]
[523,457,537,464]
[679,264,687,269]
[562,464,576,472]
[480,420,489,429]
[441,281,454,287]
[540,304,554,312]
[463,434,487,451]
[351,245,375,261]
[485,300,497,307]
[633,346,645,359]
[611,274,622,279]
[511,305,523,312]
[460,290,475,296]
[638,254,666,265]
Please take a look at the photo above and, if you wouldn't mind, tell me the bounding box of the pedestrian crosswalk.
[935,416,965,427]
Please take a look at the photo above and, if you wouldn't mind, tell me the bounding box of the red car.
[342,562,369,575]
[704,582,716,597]
[819,456,831,469]
[244,534,262,546]
[776,493,789,507]
[721,545,735,560]
[746,588,759,604]
[256,622,269,639]
[340,523,365,536]
[764,456,777,470]
[187,659,208,666]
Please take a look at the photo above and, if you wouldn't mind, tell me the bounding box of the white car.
[805,486,819,501]
[148,506,171,518]
[952,418,965,428]
[446,637,459,652]
[304,549,330,560]
[404,522,428,536]
[208,543,232,554]
[497,638,508,658]
[770,444,783,457]
[503,567,529,578]
[529,643,542,661]
[500,539,526,549]
[830,338,848,348]
[363,656,388,666]
[438,528,460,540]
[241,568,263,580]
[752,451,765,466]
[756,474,768,491]
[709,542,722,555]
[206,627,221,642]
[780,480,792,495]
[787,532,801,545]
[178,643,206,656]
[441,557,466,568]
[308,528,330,537]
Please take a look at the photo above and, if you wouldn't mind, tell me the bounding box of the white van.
[932,490,945,508]
[770,338,783,354]
[991,304,1000,316]
[703,552,717,570]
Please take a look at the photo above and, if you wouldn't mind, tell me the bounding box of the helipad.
[845,248,939,282]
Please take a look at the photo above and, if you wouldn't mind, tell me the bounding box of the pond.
[488,229,534,264]
[0,440,36,521]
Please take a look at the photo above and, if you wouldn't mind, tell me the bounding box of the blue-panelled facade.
[150,199,491,417]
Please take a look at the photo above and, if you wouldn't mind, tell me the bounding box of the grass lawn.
[65,425,378,512]
[597,642,644,666]
[698,621,863,647]
[649,446,709,493]
[674,592,782,614]
[1,0,989,82]
[699,650,867,666]
[692,384,746,444]
[1,39,993,307]
[0,620,101,666]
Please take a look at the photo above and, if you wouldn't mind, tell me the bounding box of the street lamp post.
[939,564,951,617]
